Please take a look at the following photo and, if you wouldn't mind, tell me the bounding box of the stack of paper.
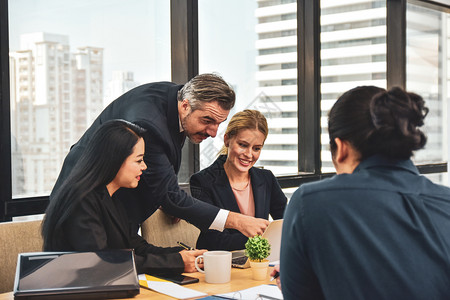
[138,274,207,299]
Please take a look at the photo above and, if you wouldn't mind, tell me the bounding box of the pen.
[270,271,279,281]
[258,293,280,300]
[177,241,194,250]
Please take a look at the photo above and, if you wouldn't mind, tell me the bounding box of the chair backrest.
[0,220,43,293]
[141,209,200,248]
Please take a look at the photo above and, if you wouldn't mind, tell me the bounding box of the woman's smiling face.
[109,138,146,192]
[225,128,265,174]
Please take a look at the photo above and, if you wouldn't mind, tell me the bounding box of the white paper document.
[216,284,283,300]
[138,274,207,299]
[269,260,279,266]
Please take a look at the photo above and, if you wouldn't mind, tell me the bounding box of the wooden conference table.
[0,267,275,300]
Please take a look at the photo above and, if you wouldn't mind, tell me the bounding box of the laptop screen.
[231,219,283,268]
[263,219,283,263]
[14,250,140,299]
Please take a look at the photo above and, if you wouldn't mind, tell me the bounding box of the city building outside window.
[406,3,449,184]
[9,0,171,198]
[2,0,449,221]
[198,0,298,176]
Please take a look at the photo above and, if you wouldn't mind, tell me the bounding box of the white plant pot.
[249,259,269,281]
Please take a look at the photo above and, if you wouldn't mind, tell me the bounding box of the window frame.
[0,0,449,221]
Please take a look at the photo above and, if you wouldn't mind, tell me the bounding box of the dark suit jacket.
[56,186,184,275]
[190,155,287,250]
[52,82,219,229]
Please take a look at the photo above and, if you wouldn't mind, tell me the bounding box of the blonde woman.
[190,109,287,250]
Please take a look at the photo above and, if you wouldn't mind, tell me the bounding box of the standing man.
[52,73,269,238]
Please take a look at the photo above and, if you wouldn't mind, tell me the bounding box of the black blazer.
[52,82,219,229]
[190,155,287,250]
[56,186,184,275]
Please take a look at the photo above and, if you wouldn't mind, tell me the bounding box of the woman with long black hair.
[42,119,205,275]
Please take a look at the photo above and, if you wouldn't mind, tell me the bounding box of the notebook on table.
[232,219,283,269]
[13,250,140,299]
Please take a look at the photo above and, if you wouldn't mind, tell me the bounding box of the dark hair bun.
[369,87,428,159]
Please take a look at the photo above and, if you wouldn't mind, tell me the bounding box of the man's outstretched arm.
[225,212,269,237]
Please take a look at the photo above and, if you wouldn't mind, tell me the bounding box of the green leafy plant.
[244,235,271,262]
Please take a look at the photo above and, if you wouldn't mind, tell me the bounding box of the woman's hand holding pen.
[270,264,281,290]
[177,241,194,250]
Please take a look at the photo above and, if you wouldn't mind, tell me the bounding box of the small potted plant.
[245,235,271,280]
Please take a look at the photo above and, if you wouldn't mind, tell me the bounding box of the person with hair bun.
[278,86,450,299]
[190,109,287,250]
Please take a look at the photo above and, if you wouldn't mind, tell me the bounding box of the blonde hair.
[219,109,268,156]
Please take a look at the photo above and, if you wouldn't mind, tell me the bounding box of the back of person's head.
[219,109,268,155]
[328,86,428,160]
[177,73,236,111]
[42,119,146,250]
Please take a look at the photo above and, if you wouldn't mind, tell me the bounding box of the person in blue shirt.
[278,86,450,299]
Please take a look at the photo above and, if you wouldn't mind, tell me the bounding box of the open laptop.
[14,250,140,299]
[232,219,283,269]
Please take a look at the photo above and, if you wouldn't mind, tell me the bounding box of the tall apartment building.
[9,33,103,196]
[319,0,388,171]
[72,46,104,148]
[253,0,299,175]
[254,0,448,177]
[104,71,139,107]
[406,5,448,170]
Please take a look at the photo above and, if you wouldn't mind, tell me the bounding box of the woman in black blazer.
[42,119,206,275]
[190,110,287,251]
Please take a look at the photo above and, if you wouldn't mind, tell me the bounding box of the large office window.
[198,0,298,176]
[320,0,387,172]
[406,3,449,184]
[8,0,171,198]
[1,0,448,221]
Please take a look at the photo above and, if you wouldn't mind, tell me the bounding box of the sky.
[9,0,171,84]
[9,0,258,96]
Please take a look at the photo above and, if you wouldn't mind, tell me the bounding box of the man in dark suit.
[52,73,269,253]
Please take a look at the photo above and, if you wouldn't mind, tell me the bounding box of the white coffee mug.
[195,251,232,284]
